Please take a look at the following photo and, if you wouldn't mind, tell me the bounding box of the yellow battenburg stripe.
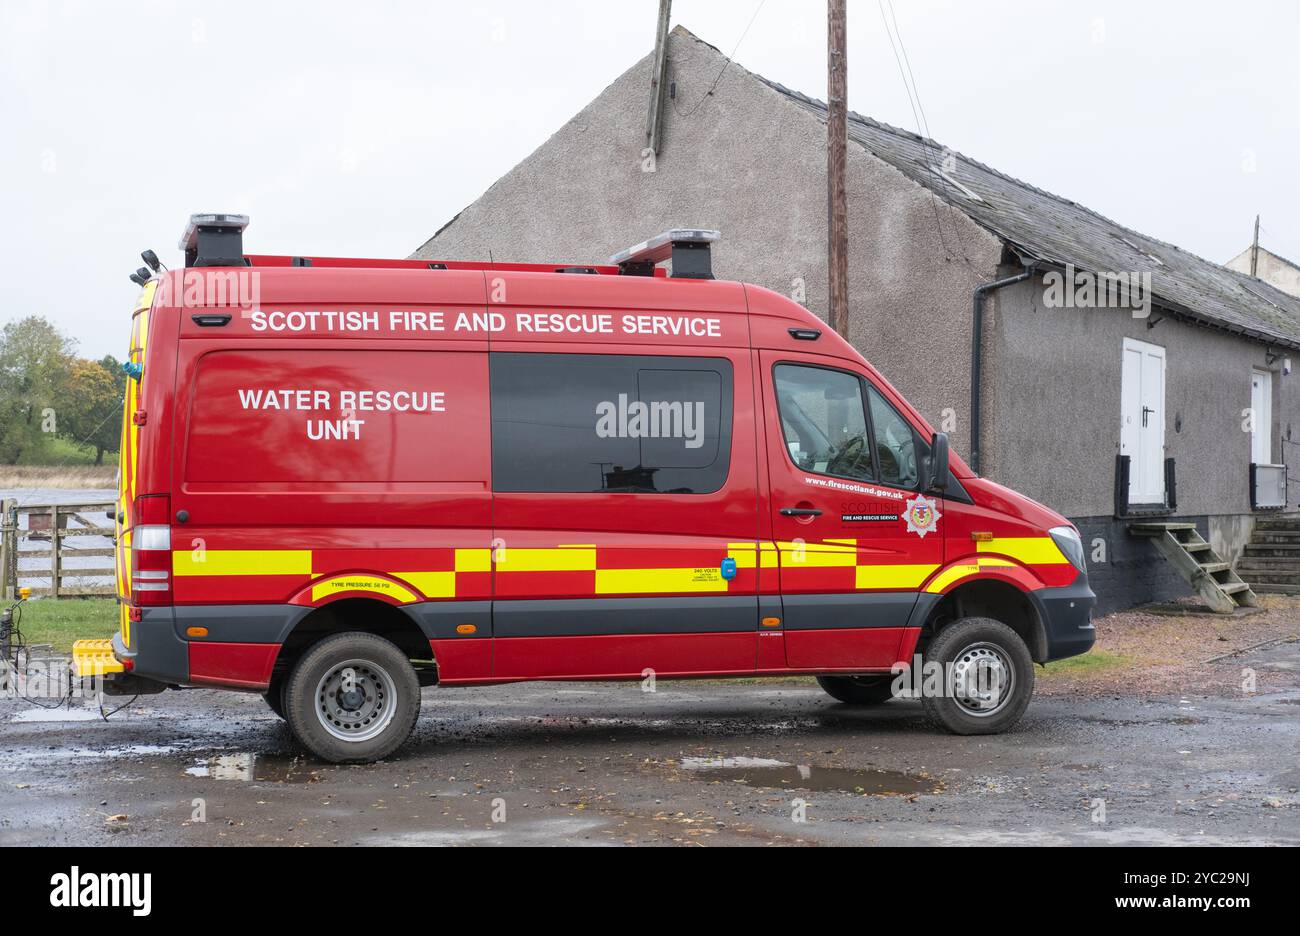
[777,540,858,568]
[454,548,492,573]
[499,548,597,572]
[976,537,1068,565]
[391,571,456,598]
[925,557,1016,593]
[173,549,313,576]
[596,567,729,594]
[728,542,779,569]
[856,564,940,590]
[311,575,417,603]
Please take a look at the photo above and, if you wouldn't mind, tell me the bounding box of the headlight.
[1049,525,1086,573]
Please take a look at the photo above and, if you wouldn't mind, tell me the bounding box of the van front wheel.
[919,617,1034,735]
[284,632,421,763]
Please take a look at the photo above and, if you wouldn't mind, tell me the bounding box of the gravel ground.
[1,600,1297,847]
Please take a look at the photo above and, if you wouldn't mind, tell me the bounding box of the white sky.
[2,0,1297,359]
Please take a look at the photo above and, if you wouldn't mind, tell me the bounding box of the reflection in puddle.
[683,757,941,795]
[185,753,318,783]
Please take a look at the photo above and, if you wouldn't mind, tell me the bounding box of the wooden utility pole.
[645,0,673,156]
[1251,214,1260,277]
[827,0,849,338]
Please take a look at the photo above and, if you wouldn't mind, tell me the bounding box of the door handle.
[780,507,823,517]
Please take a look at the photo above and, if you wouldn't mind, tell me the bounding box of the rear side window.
[491,353,732,493]
[184,349,489,485]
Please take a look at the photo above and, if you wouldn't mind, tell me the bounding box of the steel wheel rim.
[950,642,1014,717]
[315,658,398,742]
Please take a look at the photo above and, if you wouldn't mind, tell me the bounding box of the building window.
[490,353,732,493]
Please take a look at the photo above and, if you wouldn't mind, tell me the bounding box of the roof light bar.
[180,213,250,268]
[609,229,720,279]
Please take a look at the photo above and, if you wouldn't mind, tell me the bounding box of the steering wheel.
[827,435,868,477]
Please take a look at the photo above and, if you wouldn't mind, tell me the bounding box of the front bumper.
[1030,574,1097,662]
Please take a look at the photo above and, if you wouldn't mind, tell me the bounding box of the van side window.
[867,386,920,489]
[773,364,872,482]
[490,353,732,493]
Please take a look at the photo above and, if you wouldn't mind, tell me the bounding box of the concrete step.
[1248,532,1300,545]
[1251,583,1300,595]
[1235,556,1300,569]
[1185,542,1212,553]
[1220,581,1253,595]
[1235,570,1300,585]
[1242,543,1300,555]
[1199,561,1231,574]
[1253,517,1300,532]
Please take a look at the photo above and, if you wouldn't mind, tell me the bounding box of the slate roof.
[760,76,1300,350]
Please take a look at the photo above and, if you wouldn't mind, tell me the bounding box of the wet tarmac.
[1,669,1298,846]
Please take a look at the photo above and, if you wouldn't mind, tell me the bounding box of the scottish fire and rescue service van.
[72,214,1095,762]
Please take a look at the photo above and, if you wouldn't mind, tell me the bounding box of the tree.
[0,316,76,464]
[62,357,124,465]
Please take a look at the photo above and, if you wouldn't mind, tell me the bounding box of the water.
[185,753,321,783]
[682,757,942,795]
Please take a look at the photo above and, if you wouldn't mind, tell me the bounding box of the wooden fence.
[0,499,117,599]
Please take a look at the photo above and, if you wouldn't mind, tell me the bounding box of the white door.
[1251,369,1272,465]
[1120,338,1166,504]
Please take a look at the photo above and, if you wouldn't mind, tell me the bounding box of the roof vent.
[180,213,250,267]
[609,229,720,279]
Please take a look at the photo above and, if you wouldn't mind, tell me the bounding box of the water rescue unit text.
[237,388,445,441]
[248,309,723,338]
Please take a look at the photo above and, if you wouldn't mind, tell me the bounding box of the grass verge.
[11,597,118,652]
[0,464,116,489]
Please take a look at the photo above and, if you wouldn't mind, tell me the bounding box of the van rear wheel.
[816,675,896,705]
[919,617,1033,735]
[283,632,421,763]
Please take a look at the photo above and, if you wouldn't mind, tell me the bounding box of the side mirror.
[928,431,951,492]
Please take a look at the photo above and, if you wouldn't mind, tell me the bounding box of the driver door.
[759,352,944,669]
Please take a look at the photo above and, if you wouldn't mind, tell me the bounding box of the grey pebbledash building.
[412,26,1300,615]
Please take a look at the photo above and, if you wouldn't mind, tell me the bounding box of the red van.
[75,214,1094,762]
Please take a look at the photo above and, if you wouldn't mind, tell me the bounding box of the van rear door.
[760,351,942,670]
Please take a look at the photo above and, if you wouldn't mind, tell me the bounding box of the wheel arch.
[270,597,435,683]
[919,578,1048,663]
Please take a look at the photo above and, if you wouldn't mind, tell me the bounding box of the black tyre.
[919,617,1034,735]
[816,674,897,705]
[283,632,421,763]
[263,675,287,719]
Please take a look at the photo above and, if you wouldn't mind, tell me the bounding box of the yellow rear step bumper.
[72,639,125,678]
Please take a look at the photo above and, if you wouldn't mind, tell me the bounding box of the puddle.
[683,757,940,795]
[679,756,788,770]
[185,753,319,783]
